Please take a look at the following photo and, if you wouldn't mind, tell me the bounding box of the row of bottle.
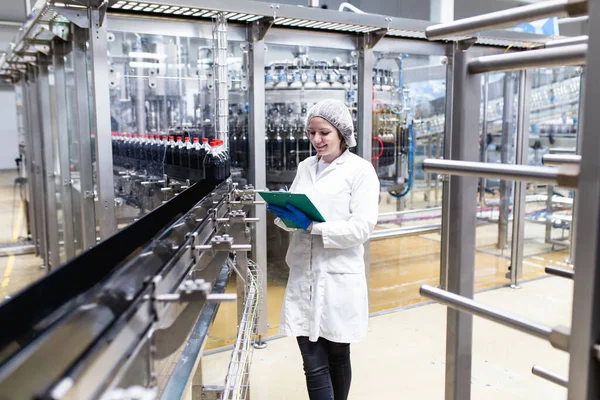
[373,126,411,168]
[266,125,313,172]
[111,133,230,181]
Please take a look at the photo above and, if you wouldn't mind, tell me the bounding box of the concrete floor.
[200,276,572,400]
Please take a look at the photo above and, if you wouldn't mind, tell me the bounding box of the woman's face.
[308,117,343,163]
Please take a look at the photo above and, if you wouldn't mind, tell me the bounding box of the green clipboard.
[257,191,326,229]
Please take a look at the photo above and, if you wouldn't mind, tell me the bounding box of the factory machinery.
[0,0,590,398]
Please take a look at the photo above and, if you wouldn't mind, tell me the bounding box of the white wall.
[0,89,19,170]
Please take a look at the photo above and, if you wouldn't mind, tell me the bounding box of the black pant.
[296,336,352,400]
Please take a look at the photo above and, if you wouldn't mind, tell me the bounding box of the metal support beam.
[72,27,97,250]
[568,0,600,397]
[498,73,516,251]
[357,34,374,287]
[425,0,587,40]
[357,35,374,162]
[443,48,479,400]
[88,7,116,239]
[52,40,75,261]
[37,57,60,270]
[510,70,532,286]
[422,159,578,187]
[21,77,40,256]
[439,45,455,291]
[569,68,585,266]
[247,23,268,338]
[468,44,587,74]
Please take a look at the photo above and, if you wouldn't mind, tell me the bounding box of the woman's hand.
[266,204,313,231]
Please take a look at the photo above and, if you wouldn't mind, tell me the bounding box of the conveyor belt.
[0,178,225,369]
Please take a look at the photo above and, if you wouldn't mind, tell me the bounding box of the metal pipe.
[568,68,585,266]
[378,206,442,218]
[546,35,588,49]
[548,147,576,154]
[542,154,581,166]
[498,73,516,251]
[511,69,532,286]
[545,185,554,245]
[370,224,441,241]
[419,285,553,340]
[425,0,587,40]
[423,159,559,184]
[545,265,574,280]
[479,74,489,207]
[442,48,479,400]
[468,44,587,75]
[532,365,569,388]
[214,13,228,148]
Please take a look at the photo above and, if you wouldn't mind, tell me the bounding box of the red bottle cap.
[193,137,199,143]
[202,138,209,143]
[184,137,190,142]
[168,136,174,140]
[176,136,182,141]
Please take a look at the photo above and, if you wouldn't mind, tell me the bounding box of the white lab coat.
[275,150,380,343]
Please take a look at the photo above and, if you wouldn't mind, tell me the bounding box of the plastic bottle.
[298,126,311,162]
[237,128,248,169]
[182,137,192,168]
[156,135,168,175]
[190,137,201,171]
[217,139,230,178]
[132,134,143,170]
[166,136,176,166]
[124,133,135,169]
[140,134,150,173]
[265,125,273,171]
[203,140,220,181]
[229,128,238,168]
[272,127,284,172]
[285,128,297,171]
[174,136,184,167]
[111,132,119,167]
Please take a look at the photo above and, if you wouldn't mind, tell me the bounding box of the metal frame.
[88,7,117,238]
[72,26,98,250]
[26,65,50,268]
[439,43,455,291]
[38,56,61,270]
[247,20,268,339]
[357,34,374,286]
[20,79,39,255]
[510,69,532,287]
[568,0,600,397]
[443,46,480,400]
[498,72,516,251]
[52,39,76,260]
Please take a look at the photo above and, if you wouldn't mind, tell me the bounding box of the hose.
[389,123,413,198]
[372,136,384,161]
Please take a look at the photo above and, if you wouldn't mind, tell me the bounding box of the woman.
[267,99,380,400]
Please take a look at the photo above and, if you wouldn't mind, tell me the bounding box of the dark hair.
[338,131,349,151]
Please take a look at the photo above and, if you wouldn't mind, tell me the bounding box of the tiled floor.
[199,276,572,400]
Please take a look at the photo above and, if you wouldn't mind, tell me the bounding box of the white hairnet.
[305,99,356,148]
